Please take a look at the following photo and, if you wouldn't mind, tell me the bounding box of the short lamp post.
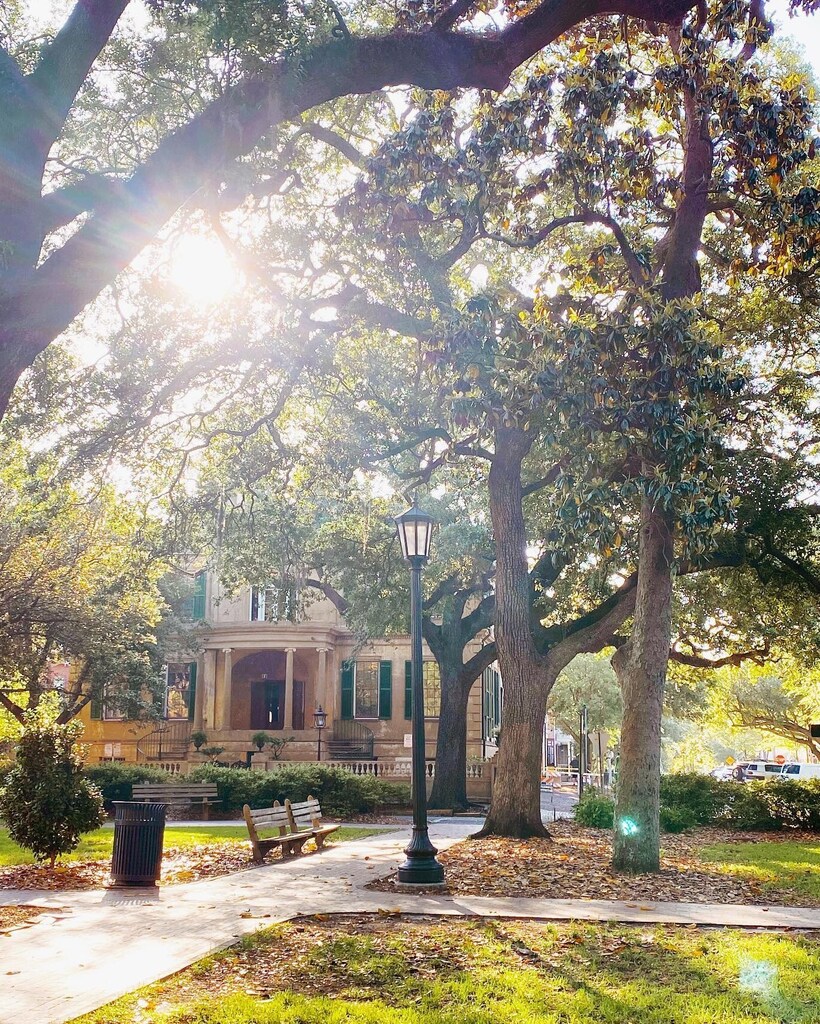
[394,504,445,885]
[313,704,327,762]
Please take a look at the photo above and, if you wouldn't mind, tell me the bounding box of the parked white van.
[744,761,788,780]
[780,763,820,781]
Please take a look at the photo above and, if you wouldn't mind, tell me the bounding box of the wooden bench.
[131,783,220,819]
[286,796,340,851]
[243,795,340,864]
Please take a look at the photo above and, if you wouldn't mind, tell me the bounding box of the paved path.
[2,821,819,1024]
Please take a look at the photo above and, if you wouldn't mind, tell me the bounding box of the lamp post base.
[397,828,445,885]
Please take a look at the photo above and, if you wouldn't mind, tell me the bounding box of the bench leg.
[314,834,328,851]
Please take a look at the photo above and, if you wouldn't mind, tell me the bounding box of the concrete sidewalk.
[2,821,820,1024]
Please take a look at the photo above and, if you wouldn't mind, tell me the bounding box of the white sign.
[404,734,412,748]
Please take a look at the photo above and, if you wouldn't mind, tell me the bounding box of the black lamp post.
[313,704,327,762]
[394,504,445,885]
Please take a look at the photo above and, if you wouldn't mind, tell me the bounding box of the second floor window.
[250,583,299,623]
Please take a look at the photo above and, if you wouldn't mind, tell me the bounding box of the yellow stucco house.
[78,572,502,778]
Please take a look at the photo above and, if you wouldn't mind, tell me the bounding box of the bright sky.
[769,0,820,79]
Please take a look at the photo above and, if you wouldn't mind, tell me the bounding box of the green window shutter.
[192,572,207,619]
[89,692,102,719]
[187,661,197,721]
[341,662,354,720]
[379,660,392,720]
[404,660,412,720]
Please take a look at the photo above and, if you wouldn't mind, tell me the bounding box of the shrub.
[721,781,781,831]
[188,763,408,817]
[0,706,105,866]
[758,779,820,830]
[573,793,615,829]
[83,762,172,810]
[659,805,697,833]
[659,773,728,825]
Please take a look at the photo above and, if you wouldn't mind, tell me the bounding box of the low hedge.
[572,774,820,833]
[187,763,409,817]
[83,763,173,810]
[659,773,726,825]
[719,778,820,831]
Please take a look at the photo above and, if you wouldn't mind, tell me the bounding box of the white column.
[316,647,328,710]
[284,648,296,729]
[203,649,217,730]
[193,654,205,731]
[220,648,233,731]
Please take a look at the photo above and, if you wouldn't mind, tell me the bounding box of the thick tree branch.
[541,572,639,673]
[668,641,770,668]
[433,0,480,32]
[306,578,350,614]
[0,688,24,723]
[0,43,25,91]
[29,0,130,145]
[0,0,697,416]
[302,122,366,167]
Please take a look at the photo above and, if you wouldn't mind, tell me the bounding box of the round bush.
[574,794,615,829]
[0,709,105,865]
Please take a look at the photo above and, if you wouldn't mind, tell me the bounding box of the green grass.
[73,919,820,1024]
[700,841,820,902]
[0,825,380,867]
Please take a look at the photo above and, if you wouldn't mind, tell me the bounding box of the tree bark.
[427,669,473,810]
[611,500,674,872]
[475,426,551,838]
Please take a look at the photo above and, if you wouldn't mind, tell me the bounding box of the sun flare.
[167,233,241,305]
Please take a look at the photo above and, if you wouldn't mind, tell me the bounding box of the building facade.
[79,572,502,772]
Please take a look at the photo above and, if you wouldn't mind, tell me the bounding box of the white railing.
[261,758,491,780]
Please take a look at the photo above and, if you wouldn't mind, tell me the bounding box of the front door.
[250,680,285,730]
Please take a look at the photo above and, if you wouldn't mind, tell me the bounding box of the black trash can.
[110,801,167,886]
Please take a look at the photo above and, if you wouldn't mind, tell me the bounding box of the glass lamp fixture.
[394,505,435,564]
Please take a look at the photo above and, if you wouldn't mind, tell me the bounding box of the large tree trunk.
[475,426,550,838]
[428,669,472,811]
[475,661,557,837]
[611,500,674,872]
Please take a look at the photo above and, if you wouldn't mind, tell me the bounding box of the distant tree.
[549,655,622,743]
[0,700,105,867]
[713,663,820,760]
[0,445,173,724]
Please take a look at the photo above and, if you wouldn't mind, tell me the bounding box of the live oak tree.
[309,2,820,856]
[0,0,714,420]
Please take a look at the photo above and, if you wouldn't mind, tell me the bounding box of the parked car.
[710,763,750,782]
[744,761,788,780]
[779,763,820,781]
